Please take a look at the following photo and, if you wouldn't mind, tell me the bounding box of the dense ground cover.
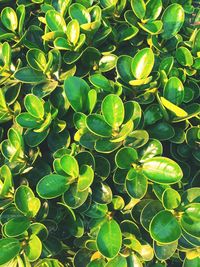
[0,0,200,266]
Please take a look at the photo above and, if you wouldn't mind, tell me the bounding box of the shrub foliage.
[0,0,200,266]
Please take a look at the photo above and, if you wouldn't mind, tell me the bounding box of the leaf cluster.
[0,0,199,267]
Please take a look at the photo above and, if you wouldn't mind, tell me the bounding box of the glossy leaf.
[163,77,184,105]
[117,55,133,83]
[26,49,47,71]
[86,114,112,137]
[0,238,21,265]
[66,19,80,45]
[36,174,69,199]
[1,7,18,32]
[175,47,193,67]
[181,203,200,238]
[131,0,146,20]
[4,216,30,237]
[63,183,89,208]
[78,164,94,191]
[142,157,183,184]
[126,169,147,199]
[14,185,41,217]
[14,67,46,83]
[131,48,154,79]
[24,94,44,119]
[161,4,185,40]
[150,210,181,243]
[25,235,42,262]
[64,76,90,113]
[162,188,181,210]
[97,219,122,258]
[154,241,178,260]
[102,94,124,128]
[45,10,67,32]
[145,0,162,20]
[115,147,138,169]
[105,255,127,267]
[60,154,79,178]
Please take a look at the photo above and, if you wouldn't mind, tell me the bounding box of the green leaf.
[183,257,200,267]
[0,165,13,197]
[76,151,95,169]
[186,126,200,148]
[111,120,133,143]
[24,94,44,119]
[117,55,134,83]
[118,25,139,42]
[86,114,112,137]
[95,155,110,180]
[131,48,154,79]
[16,113,41,128]
[150,210,181,243]
[124,101,141,127]
[2,42,11,67]
[26,49,47,71]
[97,219,122,258]
[138,20,163,35]
[45,10,67,32]
[25,235,42,262]
[69,3,90,25]
[1,7,18,32]
[142,157,183,184]
[92,182,112,204]
[148,122,175,141]
[159,56,174,75]
[4,216,30,237]
[160,97,188,117]
[99,54,117,72]
[144,104,163,125]
[0,238,21,265]
[131,0,146,20]
[64,76,90,113]
[102,94,124,128]
[161,4,185,40]
[126,169,147,199]
[63,183,89,208]
[162,188,181,210]
[105,255,127,267]
[181,203,200,238]
[154,241,178,260]
[115,147,138,169]
[84,202,108,218]
[175,47,193,67]
[140,200,163,231]
[60,154,79,178]
[89,74,113,92]
[36,174,69,199]
[124,130,149,149]
[78,164,94,191]
[87,259,106,267]
[172,103,200,123]
[16,4,25,36]
[145,0,162,21]
[88,89,97,113]
[139,138,163,162]
[14,67,46,83]
[66,19,80,45]
[163,77,184,105]
[129,76,153,86]
[192,29,200,55]
[14,185,41,217]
